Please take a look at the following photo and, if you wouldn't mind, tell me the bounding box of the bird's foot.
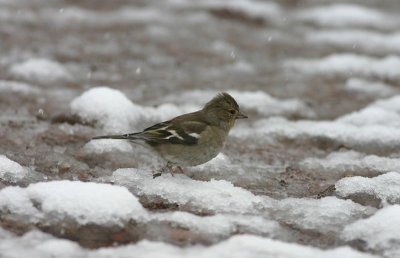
[175,166,185,174]
[152,163,186,179]
[152,172,162,179]
[153,162,175,179]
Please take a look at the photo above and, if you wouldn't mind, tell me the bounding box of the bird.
[92,92,248,178]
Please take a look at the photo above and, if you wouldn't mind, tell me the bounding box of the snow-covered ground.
[1,0,400,257]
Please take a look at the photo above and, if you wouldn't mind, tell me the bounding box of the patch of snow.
[344,78,396,97]
[0,80,40,94]
[295,4,397,29]
[0,181,145,225]
[285,54,400,81]
[111,168,263,214]
[300,151,400,177]
[0,230,378,258]
[336,172,400,204]
[176,0,282,23]
[0,155,29,183]
[83,139,133,154]
[272,197,375,234]
[307,30,400,55]
[10,58,71,83]
[189,153,285,186]
[234,117,400,152]
[0,187,41,222]
[71,87,196,133]
[0,230,86,258]
[149,211,283,240]
[342,205,400,253]
[44,7,170,28]
[93,234,377,258]
[337,95,400,127]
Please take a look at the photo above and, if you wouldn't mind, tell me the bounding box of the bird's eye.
[229,109,236,115]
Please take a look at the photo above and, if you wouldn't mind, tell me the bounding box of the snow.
[0,155,29,183]
[307,30,400,55]
[295,4,396,29]
[337,95,400,127]
[0,230,378,258]
[111,168,263,214]
[179,0,282,23]
[344,78,396,97]
[72,87,314,136]
[336,172,400,204]
[9,58,71,83]
[0,181,145,225]
[272,197,375,234]
[0,80,40,94]
[164,90,315,118]
[148,212,283,240]
[0,230,86,258]
[237,94,400,150]
[83,139,134,154]
[234,117,400,152]
[300,151,400,177]
[71,87,195,133]
[70,87,145,133]
[3,0,400,256]
[342,205,400,254]
[285,54,400,81]
[46,7,169,28]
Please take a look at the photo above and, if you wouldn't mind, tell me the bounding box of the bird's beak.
[236,111,248,119]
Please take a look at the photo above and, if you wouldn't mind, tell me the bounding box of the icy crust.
[336,172,400,204]
[9,58,71,83]
[0,181,145,225]
[342,205,400,254]
[111,168,262,214]
[295,4,397,29]
[300,151,400,177]
[285,54,400,81]
[0,155,29,183]
[271,197,375,234]
[0,230,378,258]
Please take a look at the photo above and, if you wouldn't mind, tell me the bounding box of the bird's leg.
[152,170,162,179]
[152,163,182,178]
[152,164,168,179]
[166,162,175,177]
[176,166,185,174]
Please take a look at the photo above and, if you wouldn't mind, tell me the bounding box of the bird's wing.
[141,120,208,146]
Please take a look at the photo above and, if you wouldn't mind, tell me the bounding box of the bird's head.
[202,92,248,131]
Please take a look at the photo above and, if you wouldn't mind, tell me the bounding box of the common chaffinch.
[93,92,247,178]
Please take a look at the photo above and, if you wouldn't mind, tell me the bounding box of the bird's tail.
[92,133,142,141]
